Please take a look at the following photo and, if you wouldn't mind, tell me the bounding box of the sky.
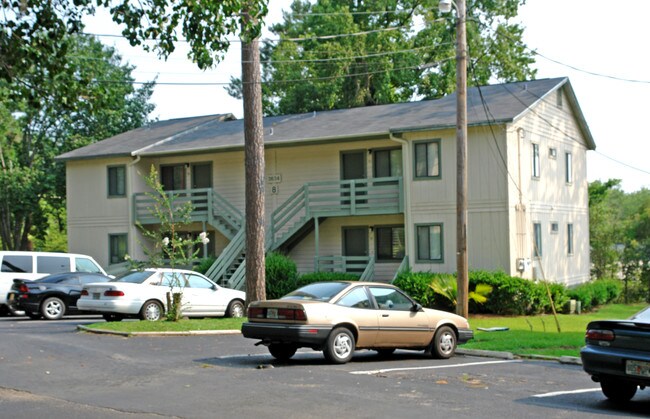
[83,0,650,193]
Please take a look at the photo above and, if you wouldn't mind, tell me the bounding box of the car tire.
[41,297,66,320]
[268,343,298,361]
[600,379,637,403]
[140,300,163,321]
[103,313,124,322]
[323,327,355,364]
[26,312,42,320]
[226,300,245,318]
[430,325,456,359]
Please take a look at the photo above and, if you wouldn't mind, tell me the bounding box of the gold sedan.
[241,281,473,364]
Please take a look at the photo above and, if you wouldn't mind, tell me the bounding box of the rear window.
[1,255,32,273]
[112,270,154,284]
[281,282,349,302]
[37,256,70,274]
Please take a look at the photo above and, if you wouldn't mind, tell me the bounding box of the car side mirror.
[212,285,218,291]
[411,303,422,312]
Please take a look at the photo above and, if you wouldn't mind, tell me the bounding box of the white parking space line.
[533,388,601,398]
[349,359,521,375]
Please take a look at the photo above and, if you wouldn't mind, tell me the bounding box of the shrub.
[265,252,299,299]
[568,278,623,311]
[392,270,439,308]
[193,257,216,275]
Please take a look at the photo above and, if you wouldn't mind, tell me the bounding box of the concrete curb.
[77,325,241,337]
[77,326,583,366]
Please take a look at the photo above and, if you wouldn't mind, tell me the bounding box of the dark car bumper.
[242,322,333,347]
[7,293,40,313]
[457,328,474,344]
[581,344,650,386]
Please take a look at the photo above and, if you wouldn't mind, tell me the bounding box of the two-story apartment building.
[56,77,595,290]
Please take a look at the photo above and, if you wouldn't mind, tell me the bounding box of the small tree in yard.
[129,165,209,321]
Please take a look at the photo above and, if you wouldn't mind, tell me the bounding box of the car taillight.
[586,329,615,341]
[277,308,307,321]
[248,307,264,318]
[80,289,89,296]
[18,284,29,293]
[104,290,125,297]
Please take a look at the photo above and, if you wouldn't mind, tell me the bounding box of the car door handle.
[382,314,389,317]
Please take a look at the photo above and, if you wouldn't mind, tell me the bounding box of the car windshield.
[631,306,650,323]
[281,282,349,302]
[111,270,153,284]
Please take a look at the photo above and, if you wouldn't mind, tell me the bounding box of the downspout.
[389,133,412,270]
[128,154,141,263]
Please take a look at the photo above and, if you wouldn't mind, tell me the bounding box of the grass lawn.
[84,317,247,333]
[463,303,647,357]
[82,303,647,358]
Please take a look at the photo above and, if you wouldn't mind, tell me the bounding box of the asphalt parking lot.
[0,316,648,418]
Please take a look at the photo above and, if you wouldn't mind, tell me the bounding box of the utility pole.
[440,0,469,318]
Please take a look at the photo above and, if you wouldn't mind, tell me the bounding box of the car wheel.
[323,327,355,364]
[41,297,66,320]
[600,379,637,403]
[430,325,456,359]
[268,344,298,361]
[26,312,42,320]
[140,300,163,321]
[103,313,124,322]
[226,300,245,318]
[376,348,396,357]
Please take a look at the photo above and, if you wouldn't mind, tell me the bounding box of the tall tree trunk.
[241,37,266,305]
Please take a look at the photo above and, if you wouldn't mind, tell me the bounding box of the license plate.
[626,360,650,378]
[93,293,101,300]
[8,293,14,302]
[266,308,278,319]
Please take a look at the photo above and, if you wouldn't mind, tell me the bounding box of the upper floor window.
[161,164,186,190]
[416,224,443,262]
[374,148,402,178]
[108,165,126,197]
[556,90,563,108]
[565,152,573,184]
[414,140,441,179]
[532,143,540,179]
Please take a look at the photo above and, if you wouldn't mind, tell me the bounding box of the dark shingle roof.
[56,77,595,161]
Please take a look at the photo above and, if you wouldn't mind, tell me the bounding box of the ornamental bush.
[297,271,359,288]
[265,252,299,300]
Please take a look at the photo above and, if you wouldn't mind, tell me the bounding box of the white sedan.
[77,268,246,321]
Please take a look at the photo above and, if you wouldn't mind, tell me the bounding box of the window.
[336,287,371,309]
[186,273,213,289]
[565,152,573,183]
[107,165,126,197]
[75,257,103,273]
[416,224,443,262]
[532,143,540,178]
[374,148,402,178]
[37,256,69,274]
[414,140,441,179]
[369,286,413,311]
[1,255,32,273]
[375,226,405,261]
[567,223,574,255]
[550,222,559,234]
[556,90,563,108]
[549,147,557,159]
[533,223,542,257]
[109,234,128,265]
[161,164,186,190]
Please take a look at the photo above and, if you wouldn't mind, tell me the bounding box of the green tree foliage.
[227,0,536,115]
[588,179,624,279]
[0,31,155,250]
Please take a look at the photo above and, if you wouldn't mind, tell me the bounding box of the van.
[0,251,108,315]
